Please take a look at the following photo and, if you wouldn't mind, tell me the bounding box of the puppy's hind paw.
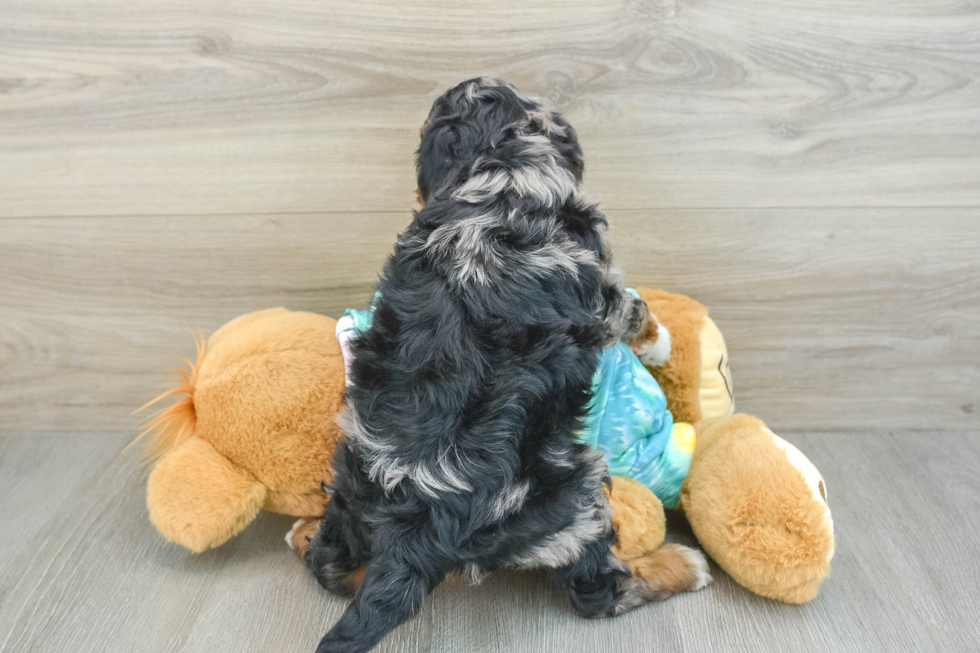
[286,516,320,559]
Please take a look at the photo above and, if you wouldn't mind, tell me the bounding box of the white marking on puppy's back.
[452,170,510,204]
[490,480,531,520]
[512,449,612,569]
[522,238,599,277]
[424,212,503,284]
[453,164,575,208]
[339,407,473,498]
[508,165,577,206]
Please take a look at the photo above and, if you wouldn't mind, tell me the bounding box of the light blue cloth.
[339,289,692,508]
[576,340,691,508]
[342,292,380,333]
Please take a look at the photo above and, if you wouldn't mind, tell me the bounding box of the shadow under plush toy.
[139,289,834,604]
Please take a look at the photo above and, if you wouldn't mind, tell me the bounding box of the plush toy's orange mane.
[129,330,205,462]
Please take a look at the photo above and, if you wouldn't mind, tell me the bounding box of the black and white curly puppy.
[306,77,709,653]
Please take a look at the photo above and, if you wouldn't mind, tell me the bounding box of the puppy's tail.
[127,329,205,462]
[622,543,712,604]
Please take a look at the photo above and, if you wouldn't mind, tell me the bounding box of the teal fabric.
[342,292,380,333]
[340,288,691,508]
[576,340,691,508]
[577,341,677,500]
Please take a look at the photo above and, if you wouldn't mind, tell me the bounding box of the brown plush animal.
[602,289,834,604]
[140,290,834,603]
[139,308,345,553]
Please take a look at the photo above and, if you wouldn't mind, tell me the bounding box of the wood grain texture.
[2,0,979,433]
[1,430,977,652]
[2,0,980,217]
[2,209,978,432]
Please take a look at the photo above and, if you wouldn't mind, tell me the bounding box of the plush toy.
[139,290,833,603]
[606,289,835,604]
[138,308,346,553]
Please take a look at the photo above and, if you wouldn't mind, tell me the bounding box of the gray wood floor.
[1,430,977,653]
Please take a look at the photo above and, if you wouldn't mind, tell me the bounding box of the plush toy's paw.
[635,317,672,368]
[626,543,713,600]
[675,544,713,590]
[286,516,321,559]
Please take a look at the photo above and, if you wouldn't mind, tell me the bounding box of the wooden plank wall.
[2,0,978,433]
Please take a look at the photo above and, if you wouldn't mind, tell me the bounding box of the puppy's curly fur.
[306,78,680,653]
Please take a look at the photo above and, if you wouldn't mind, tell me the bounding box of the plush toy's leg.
[607,476,668,562]
[147,436,267,552]
[264,487,329,519]
[603,477,712,607]
[625,543,712,597]
[305,495,373,598]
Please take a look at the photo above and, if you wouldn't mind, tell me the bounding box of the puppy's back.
[346,78,610,499]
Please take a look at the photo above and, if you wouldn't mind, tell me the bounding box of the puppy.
[306,77,708,653]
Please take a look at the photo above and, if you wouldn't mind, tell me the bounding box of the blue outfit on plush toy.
[575,339,694,508]
[337,290,693,509]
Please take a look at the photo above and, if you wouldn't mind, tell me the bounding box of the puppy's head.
[416,77,584,204]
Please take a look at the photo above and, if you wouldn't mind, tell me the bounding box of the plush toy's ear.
[147,436,267,553]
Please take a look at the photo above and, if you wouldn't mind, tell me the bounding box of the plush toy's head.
[681,415,835,604]
[141,308,344,552]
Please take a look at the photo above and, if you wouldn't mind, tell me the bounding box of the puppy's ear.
[416,119,462,203]
[551,114,585,182]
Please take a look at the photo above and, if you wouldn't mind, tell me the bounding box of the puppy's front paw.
[286,516,320,559]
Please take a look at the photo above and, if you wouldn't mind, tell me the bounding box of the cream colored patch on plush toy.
[762,427,835,563]
[698,316,734,420]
